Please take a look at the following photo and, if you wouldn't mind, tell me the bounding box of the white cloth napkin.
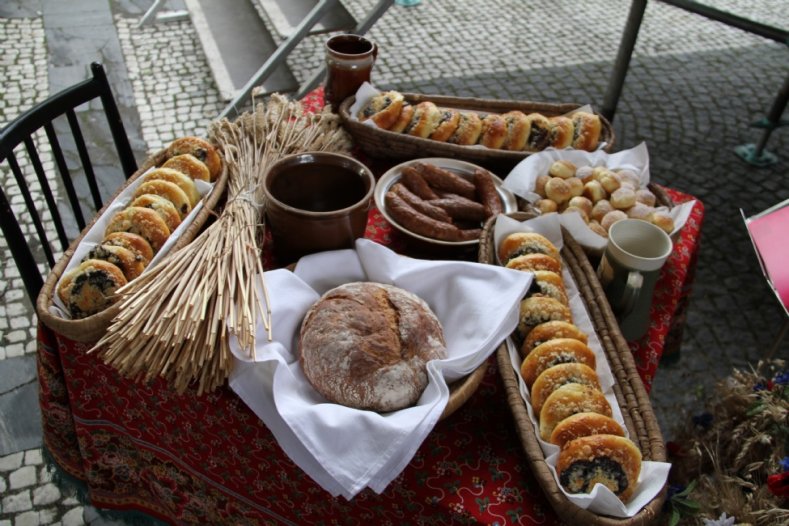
[229,238,532,499]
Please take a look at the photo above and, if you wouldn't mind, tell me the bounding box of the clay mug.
[324,33,377,112]
[597,218,673,341]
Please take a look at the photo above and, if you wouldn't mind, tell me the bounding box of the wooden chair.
[0,62,138,303]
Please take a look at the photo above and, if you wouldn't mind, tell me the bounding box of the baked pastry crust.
[102,232,154,267]
[162,153,211,182]
[557,434,642,502]
[131,193,182,233]
[520,337,596,388]
[144,168,201,207]
[167,136,222,181]
[57,259,128,319]
[389,103,414,133]
[405,101,442,138]
[531,270,569,306]
[538,383,611,441]
[505,253,562,274]
[133,179,192,219]
[358,91,406,130]
[498,232,560,265]
[525,113,552,151]
[105,206,171,253]
[550,412,625,449]
[429,108,461,141]
[447,111,483,145]
[521,320,588,355]
[517,296,573,340]
[571,112,602,151]
[530,362,600,414]
[501,111,530,151]
[549,116,574,149]
[299,282,447,412]
[84,243,146,281]
[479,114,507,149]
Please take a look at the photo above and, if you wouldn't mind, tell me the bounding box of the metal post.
[218,0,340,119]
[735,73,789,166]
[601,0,648,123]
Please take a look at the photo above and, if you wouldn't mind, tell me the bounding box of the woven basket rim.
[479,211,666,525]
[36,147,229,343]
[339,93,616,168]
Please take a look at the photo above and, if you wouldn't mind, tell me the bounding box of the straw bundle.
[91,95,352,394]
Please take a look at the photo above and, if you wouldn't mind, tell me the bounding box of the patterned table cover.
[36,88,705,524]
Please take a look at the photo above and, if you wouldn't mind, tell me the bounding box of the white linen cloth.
[229,238,532,499]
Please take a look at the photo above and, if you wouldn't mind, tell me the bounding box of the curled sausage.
[385,192,476,242]
[473,168,504,217]
[415,162,477,200]
[390,183,453,224]
[400,166,439,200]
[430,195,487,222]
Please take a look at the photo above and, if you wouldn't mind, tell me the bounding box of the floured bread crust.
[298,282,447,412]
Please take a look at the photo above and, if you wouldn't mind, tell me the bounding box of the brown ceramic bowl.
[263,152,375,264]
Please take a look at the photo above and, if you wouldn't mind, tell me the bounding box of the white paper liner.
[502,142,696,252]
[494,213,670,517]
[49,168,215,319]
[228,238,533,499]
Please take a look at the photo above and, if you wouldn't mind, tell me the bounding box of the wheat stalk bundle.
[91,95,352,395]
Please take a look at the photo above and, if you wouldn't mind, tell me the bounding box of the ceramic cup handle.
[618,271,644,317]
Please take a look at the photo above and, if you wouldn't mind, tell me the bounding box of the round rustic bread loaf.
[298,281,447,412]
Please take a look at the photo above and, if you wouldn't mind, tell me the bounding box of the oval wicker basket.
[478,212,667,525]
[36,148,229,343]
[340,93,615,170]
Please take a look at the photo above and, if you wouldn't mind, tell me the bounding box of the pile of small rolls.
[499,231,642,503]
[358,90,603,152]
[57,136,222,319]
[534,160,675,237]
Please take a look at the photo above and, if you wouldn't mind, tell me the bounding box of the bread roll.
[130,193,182,232]
[601,210,628,231]
[610,187,636,209]
[389,103,415,133]
[549,116,574,149]
[505,253,562,274]
[521,320,588,356]
[102,232,154,267]
[447,111,483,145]
[649,210,675,234]
[405,101,442,138]
[557,434,642,503]
[105,206,171,253]
[531,362,601,414]
[548,160,577,180]
[591,199,614,223]
[133,180,192,219]
[298,282,447,412]
[167,136,222,181]
[517,297,573,341]
[536,199,558,214]
[538,383,611,441]
[575,165,595,184]
[583,180,607,203]
[550,412,625,449]
[570,112,602,151]
[498,232,560,265]
[567,196,593,218]
[429,108,461,141]
[545,177,572,204]
[57,259,127,319]
[144,168,201,207]
[520,338,596,387]
[479,114,508,149]
[358,91,406,130]
[565,177,584,198]
[502,111,531,151]
[162,153,211,182]
[635,188,657,207]
[525,113,552,151]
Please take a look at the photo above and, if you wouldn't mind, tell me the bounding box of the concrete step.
[183,0,299,101]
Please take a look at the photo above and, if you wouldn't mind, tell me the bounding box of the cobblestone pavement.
[1,1,788,524]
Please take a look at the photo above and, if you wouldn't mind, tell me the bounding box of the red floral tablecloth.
[37,88,705,524]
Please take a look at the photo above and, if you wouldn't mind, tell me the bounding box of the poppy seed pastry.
[506,253,563,274]
[570,112,602,152]
[447,111,483,145]
[479,114,508,149]
[530,270,569,306]
[429,108,461,141]
[162,153,211,182]
[299,282,447,412]
[57,259,128,319]
[538,383,611,441]
[167,136,222,181]
[549,116,574,149]
[389,103,415,133]
[83,243,146,281]
[130,193,182,233]
[530,362,601,414]
[501,111,531,151]
[517,296,573,340]
[498,232,560,265]
[144,168,201,207]
[520,337,596,388]
[358,91,405,130]
[133,180,192,219]
[521,320,588,355]
[525,113,552,151]
[405,101,442,138]
[557,434,642,503]
[550,412,625,449]
[105,206,171,253]
[102,232,154,267]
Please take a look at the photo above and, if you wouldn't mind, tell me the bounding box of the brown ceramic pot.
[263,152,375,264]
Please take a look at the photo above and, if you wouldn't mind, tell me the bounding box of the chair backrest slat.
[44,121,87,231]
[6,152,56,268]
[0,62,138,303]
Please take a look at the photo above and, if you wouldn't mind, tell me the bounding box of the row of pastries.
[498,232,642,503]
[57,137,222,319]
[358,90,603,152]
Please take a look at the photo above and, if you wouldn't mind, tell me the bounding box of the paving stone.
[32,482,61,506]
[0,451,24,472]
[60,507,84,526]
[9,465,37,489]
[13,510,40,526]
[2,490,32,513]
